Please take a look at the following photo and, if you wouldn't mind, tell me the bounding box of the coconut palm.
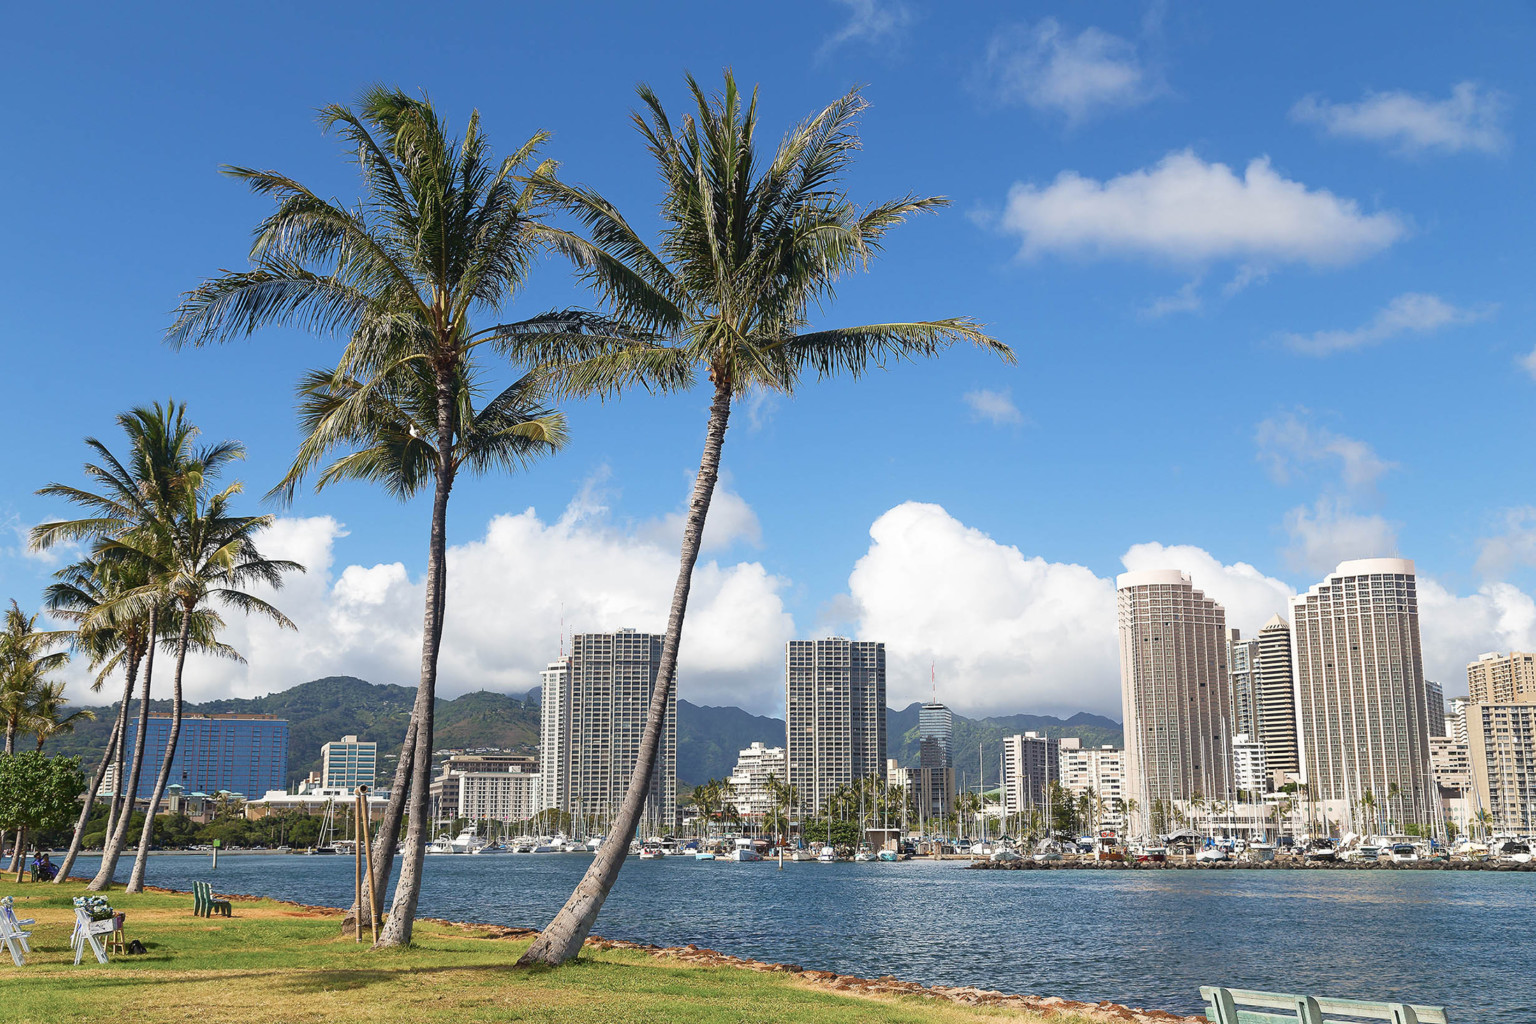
[99,446,300,893]
[33,402,252,890]
[277,355,562,924]
[518,71,1011,966]
[167,87,598,947]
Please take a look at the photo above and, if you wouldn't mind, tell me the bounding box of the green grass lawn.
[0,881,1089,1024]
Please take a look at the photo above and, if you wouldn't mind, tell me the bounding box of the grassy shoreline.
[0,880,1168,1024]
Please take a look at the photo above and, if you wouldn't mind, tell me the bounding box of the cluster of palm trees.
[6,71,1006,959]
[18,403,303,892]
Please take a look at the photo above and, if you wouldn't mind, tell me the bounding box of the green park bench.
[192,881,232,918]
[1202,987,1447,1024]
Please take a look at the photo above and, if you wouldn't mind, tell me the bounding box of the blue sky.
[3,2,1533,718]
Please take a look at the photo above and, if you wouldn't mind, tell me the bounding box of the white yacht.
[727,838,763,862]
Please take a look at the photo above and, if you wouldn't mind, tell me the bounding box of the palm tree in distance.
[518,71,1012,967]
[169,88,598,945]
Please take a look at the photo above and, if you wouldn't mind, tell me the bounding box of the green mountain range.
[43,676,1121,789]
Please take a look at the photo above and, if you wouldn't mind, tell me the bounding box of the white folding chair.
[0,906,31,966]
[72,907,110,965]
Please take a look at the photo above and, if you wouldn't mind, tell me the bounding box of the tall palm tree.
[519,71,1011,967]
[168,88,591,947]
[33,403,245,890]
[101,444,300,893]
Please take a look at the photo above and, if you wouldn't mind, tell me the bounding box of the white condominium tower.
[538,630,677,830]
[1291,558,1435,830]
[785,638,886,814]
[1255,614,1300,778]
[1117,569,1235,822]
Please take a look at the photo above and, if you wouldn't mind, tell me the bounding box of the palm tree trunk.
[91,611,157,891]
[55,652,138,883]
[520,380,732,967]
[126,610,192,893]
[376,383,456,949]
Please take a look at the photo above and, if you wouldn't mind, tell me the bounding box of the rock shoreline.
[117,881,1202,1023]
[967,857,1536,871]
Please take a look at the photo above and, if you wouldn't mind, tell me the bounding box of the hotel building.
[1291,558,1436,829]
[785,638,886,814]
[1117,570,1235,823]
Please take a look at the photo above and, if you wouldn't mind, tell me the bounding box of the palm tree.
[33,403,252,891]
[25,681,94,749]
[518,71,1011,967]
[168,88,592,948]
[103,442,300,893]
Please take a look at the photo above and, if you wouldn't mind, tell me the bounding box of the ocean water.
[70,853,1532,1020]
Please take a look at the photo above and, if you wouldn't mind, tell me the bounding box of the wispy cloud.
[1292,81,1509,156]
[979,18,1155,121]
[999,150,1406,267]
[962,388,1025,426]
[821,0,913,55]
[1280,293,1489,356]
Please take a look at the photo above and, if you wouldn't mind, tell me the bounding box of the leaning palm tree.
[520,71,1011,966]
[33,402,244,891]
[100,450,300,893]
[167,88,588,946]
[271,355,563,930]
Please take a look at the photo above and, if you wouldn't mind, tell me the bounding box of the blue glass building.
[121,714,289,800]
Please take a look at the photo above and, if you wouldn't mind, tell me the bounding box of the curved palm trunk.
[90,612,157,891]
[520,381,731,967]
[55,652,139,882]
[376,384,456,948]
[126,611,192,893]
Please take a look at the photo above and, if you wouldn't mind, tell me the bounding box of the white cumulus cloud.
[91,488,796,715]
[1280,293,1489,356]
[999,150,1406,267]
[981,19,1154,121]
[1292,82,1509,156]
[962,388,1025,426]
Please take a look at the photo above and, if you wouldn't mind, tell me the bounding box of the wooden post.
[358,787,379,944]
[353,800,362,943]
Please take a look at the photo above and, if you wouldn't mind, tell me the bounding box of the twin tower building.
[1117,557,1437,831]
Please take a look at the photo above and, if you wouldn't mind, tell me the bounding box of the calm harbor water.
[70,853,1532,1020]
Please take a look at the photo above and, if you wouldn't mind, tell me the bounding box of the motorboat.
[728,838,764,862]
[1492,837,1533,864]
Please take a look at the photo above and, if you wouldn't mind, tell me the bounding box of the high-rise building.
[785,638,886,813]
[1117,569,1235,821]
[916,737,955,822]
[1424,679,1447,738]
[538,630,677,830]
[1467,651,1536,704]
[1231,733,1268,797]
[1255,614,1300,777]
[110,713,288,801]
[1292,558,1436,829]
[320,735,377,793]
[1466,702,1536,833]
[1001,732,1059,816]
[918,702,954,762]
[728,742,787,821]
[1448,697,1470,745]
[1057,739,1126,831]
[1227,629,1261,739]
[538,657,571,814]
